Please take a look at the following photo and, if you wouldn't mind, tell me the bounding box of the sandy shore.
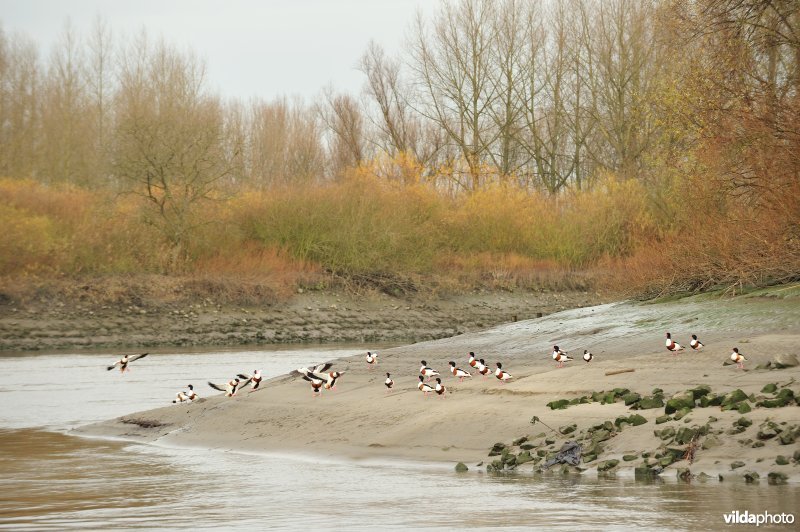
[77,288,800,481]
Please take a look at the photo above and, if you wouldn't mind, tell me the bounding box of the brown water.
[0,347,798,530]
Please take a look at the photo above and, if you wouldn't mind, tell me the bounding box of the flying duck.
[366,351,378,368]
[495,362,513,383]
[449,361,472,382]
[583,350,593,363]
[468,352,478,368]
[665,332,685,354]
[419,361,440,380]
[690,335,704,351]
[418,375,434,397]
[730,348,747,369]
[302,374,325,396]
[477,358,491,377]
[435,377,447,398]
[552,346,573,368]
[384,372,394,393]
[107,353,148,372]
[208,377,246,397]
[237,369,263,391]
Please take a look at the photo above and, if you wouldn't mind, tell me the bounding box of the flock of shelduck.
[106,330,749,403]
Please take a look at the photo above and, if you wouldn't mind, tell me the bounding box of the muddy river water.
[0,347,797,530]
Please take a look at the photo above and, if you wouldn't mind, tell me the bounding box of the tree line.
[0,0,798,291]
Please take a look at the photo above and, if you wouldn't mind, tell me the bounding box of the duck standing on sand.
[477,359,491,377]
[366,351,378,368]
[583,350,593,363]
[730,348,747,369]
[418,375,434,397]
[107,353,148,373]
[420,361,440,381]
[237,369,263,391]
[384,373,394,393]
[552,346,573,368]
[495,362,513,383]
[690,335,704,351]
[449,361,472,382]
[435,378,447,398]
[665,332,685,354]
[468,352,478,368]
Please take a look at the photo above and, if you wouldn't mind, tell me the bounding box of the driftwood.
[605,368,635,376]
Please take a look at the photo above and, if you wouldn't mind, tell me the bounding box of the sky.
[0,0,435,101]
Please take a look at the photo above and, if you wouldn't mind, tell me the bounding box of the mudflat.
[78,288,800,481]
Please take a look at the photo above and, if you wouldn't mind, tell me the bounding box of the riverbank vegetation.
[1,0,798,303]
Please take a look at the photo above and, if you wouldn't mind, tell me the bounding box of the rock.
[592,429,613,443]
[772,354,799,368]
[702,436,722,449]
[674,427,698,445]
[699,394,724,407]
[627,414,648,426]
[776,455,789,465]
[455,462,469,472]
[612,387,630,398]
[582,453,597,463]
[665,447,687,460]
[637,396,665,409]
[601,391,617,405]
[722,389,748,406]
[659,455,675,467]
[516,451,533,465]
[652,388,663,395]
[757,397,791,408]
[488,444,505,456]
[597,459,619,472]
[676,467,692,481]
[673,407,692,420]
[656,415,671,424]
[690,384,712,399]
[666,392,696,414]
[735,417,753,428]
[558,424,576,435]
[761,383,778,394]
[780,432,797,445]
[767,472,788,485]
[743,471,760,483]
[547,399,570,410]
[623,392,641,406]
[776,388,795,401]
[757,427,779,440]
[735,402,752,414]
[623,454,638,461]
[656,427,676,441]
[794,449,800,462]
[730,461,746,470]
[520,443,535,450]
[752,441,765,448]
[614,416,628,428]
[512,436,529,446]
[635,466,659,480]
[545,437,556,445]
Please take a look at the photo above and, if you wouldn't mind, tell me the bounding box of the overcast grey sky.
[0,0,434,101]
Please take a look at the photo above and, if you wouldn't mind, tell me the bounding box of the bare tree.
[111,34,237,262]
[409,0,499,191]
[318,87,366,177]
